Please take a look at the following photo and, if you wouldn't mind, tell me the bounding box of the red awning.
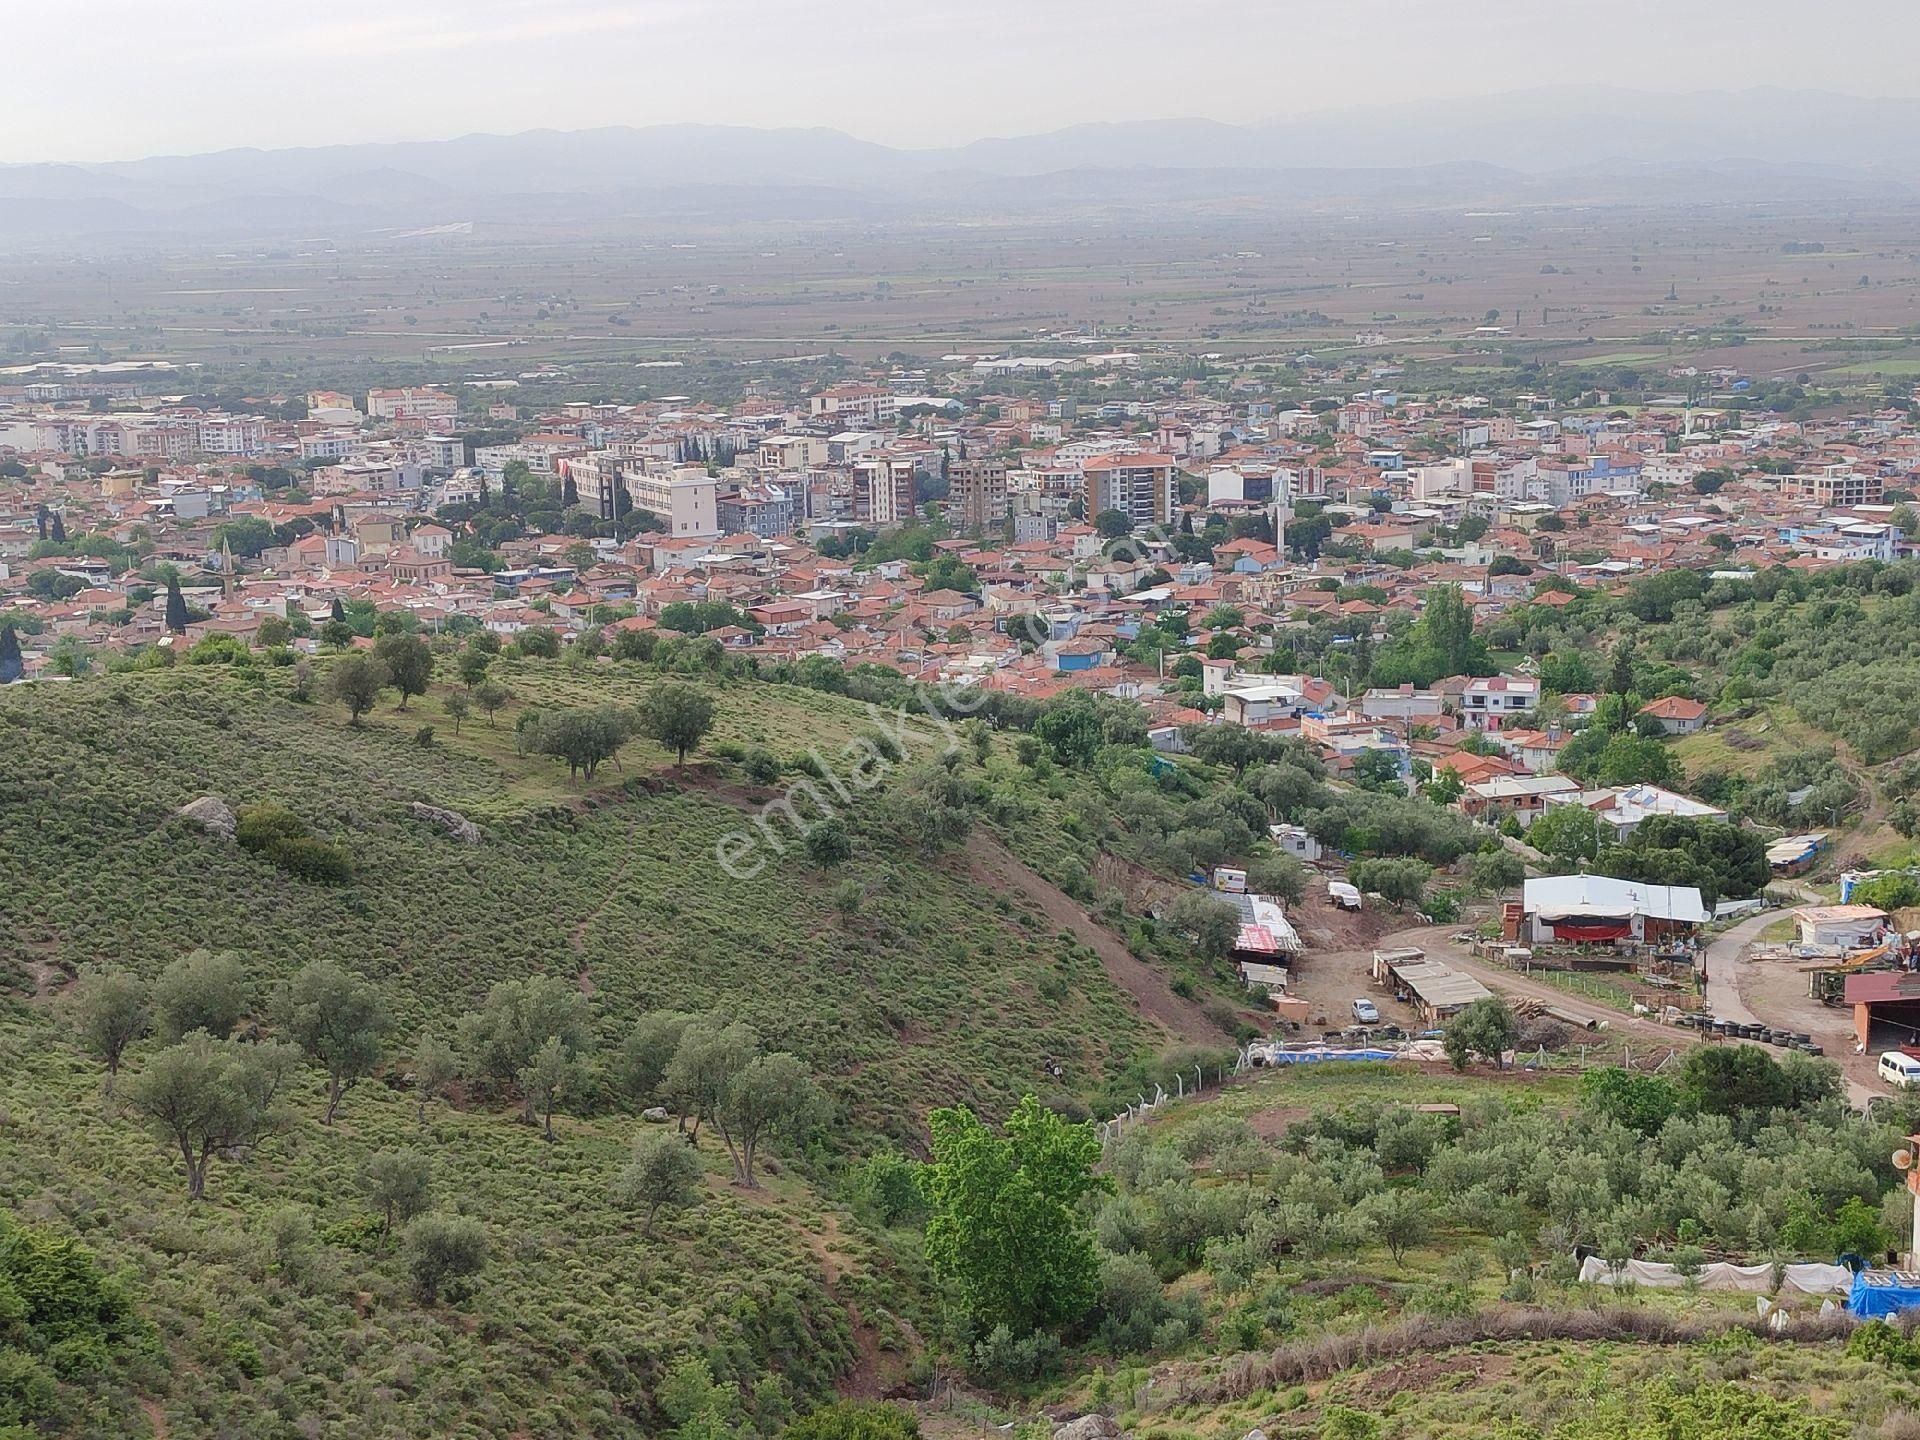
[1552,920,1632,942]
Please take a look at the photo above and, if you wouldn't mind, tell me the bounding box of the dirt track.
[965,833,1228,1045]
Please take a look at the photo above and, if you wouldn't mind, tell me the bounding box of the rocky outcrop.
[177,795,236,841]
[1053,1419,1128,1440]
[409,802,481,845]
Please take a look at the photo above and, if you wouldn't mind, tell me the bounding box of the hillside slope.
[0,662,1207,1436]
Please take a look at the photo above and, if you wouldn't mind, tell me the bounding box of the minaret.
[1271,467,1294,547]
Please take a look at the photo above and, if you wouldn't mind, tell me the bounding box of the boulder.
[642,1107,671,1123]
[409,802,481,845]
[1053,1419,1127,1440]
[177,795,236,841]
[1242,1430,1268,1440]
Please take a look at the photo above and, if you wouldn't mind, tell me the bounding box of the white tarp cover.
[1577,1256,1851,1295]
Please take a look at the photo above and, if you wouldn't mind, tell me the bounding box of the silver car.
[1351,998,1380,1024]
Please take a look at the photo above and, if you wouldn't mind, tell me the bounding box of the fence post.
[1175,1073,1184,1099]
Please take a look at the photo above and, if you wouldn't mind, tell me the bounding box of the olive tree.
[154,949,250,1042]
[403,1214,487,1304]
[124,1033,299,1200]
[280,960,389,1123]
[616,1130,705,1234]
[68,966,151,1087]
[364,1148,434,1232]
[412,1030,458,1125]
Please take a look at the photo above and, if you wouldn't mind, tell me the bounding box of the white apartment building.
[367,388,458,426]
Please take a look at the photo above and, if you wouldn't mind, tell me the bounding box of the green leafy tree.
[1677,1045,1793,1118]
[403,1214,487,1304]
[456,975,594,1125]
[474,680,511,726]
[804,817,854,867]
[280,960,389,1123]
[917,1094,1108,1335]
[374,632,432,709]
[1246,853,1306,904]
[519,1033,580,1141]
[364,1148,433,1232]
[67,966,151,1087]
[639,685,717,766]
[1579,1067,1680,1135]
[1527,805,1603,864]
[1165,891,1241,960]
[328,653,391,726]
[456,647,492,690]
[412,1030,458,1125]
[528,705,635,781]
[616,1129,705,1235]
[154,948,250,1042]
[1466,849,1524,894]
[443,691,471,733]
[717,1052,826,1187]
[124,1033,299,1199]
[1355,1187,1432,1263]
[614,1010,694,1106]
[1349,857,1432,909]
[1443,996,1516,1071]
[664,1015,756,1143]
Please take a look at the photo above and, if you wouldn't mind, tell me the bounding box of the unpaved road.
[966,832,1229,1044]
[1376,918,1886,1107]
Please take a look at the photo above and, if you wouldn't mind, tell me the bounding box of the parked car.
[1351,998,1380,1024]
[1880,1051,1920,1089]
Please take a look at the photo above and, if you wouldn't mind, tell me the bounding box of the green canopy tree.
[638,685,716,767]
[1443,996,1516,1072]
[616,1129,705,1235]
[373,632,433,709]
[280,960,390,1124]
[917,1093,1107,1336]
[124,1033,299,1199]
[67,967,151,1087]
[163,574,189,634]
[328,653,391,726]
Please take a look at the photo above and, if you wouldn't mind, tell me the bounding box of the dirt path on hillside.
[965,833,1227,1045]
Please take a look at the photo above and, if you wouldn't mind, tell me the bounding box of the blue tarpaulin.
[1265,1049,1398,1065]
[1849,1270,1920,1317]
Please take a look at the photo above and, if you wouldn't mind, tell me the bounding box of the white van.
[1879,1051,1920,1089]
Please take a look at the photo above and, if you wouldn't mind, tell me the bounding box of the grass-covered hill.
[0,660,1216,1438]
[0,663,1178,1127]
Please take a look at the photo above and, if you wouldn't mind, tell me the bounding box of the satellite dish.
[1896,1148,1914,1171]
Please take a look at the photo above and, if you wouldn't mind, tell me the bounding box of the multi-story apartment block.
[1082,453,1178,531]
[950,458,1009,532]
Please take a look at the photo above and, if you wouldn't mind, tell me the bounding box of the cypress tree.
[164,575,189,633]
[0,626,21,684]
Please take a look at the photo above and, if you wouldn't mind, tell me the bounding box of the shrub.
[782,1401,922,1439]
[967,1323,1059,1383]
[403,1215,488,1305]
[235,802,351,883]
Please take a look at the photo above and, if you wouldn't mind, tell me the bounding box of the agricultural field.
[7,200,1920,391]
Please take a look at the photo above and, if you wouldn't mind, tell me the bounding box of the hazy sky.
[10,0,1920,162]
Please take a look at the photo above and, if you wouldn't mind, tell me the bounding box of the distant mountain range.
[4,86,1919,244]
